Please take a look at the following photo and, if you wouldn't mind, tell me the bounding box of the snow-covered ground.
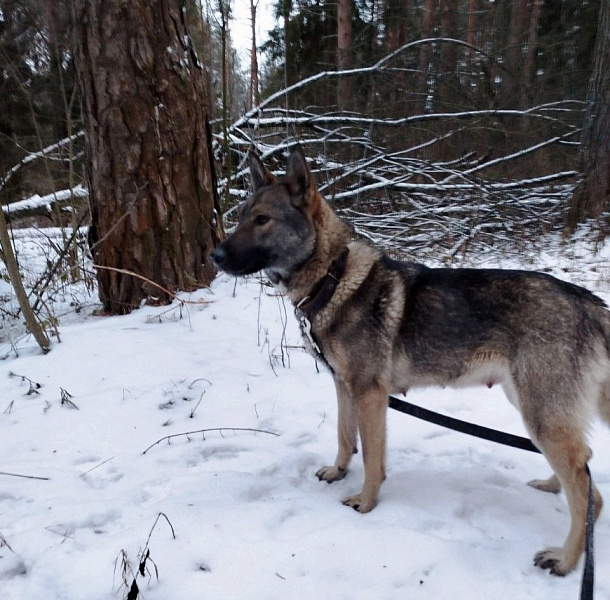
[1,231,609,600]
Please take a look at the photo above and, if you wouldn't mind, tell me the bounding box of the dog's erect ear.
[285,144,321,214]
[249,150,277,191]
[285,145,310,196]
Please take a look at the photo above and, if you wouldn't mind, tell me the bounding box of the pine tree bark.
[567,0,610,231]
[71,0,223,314]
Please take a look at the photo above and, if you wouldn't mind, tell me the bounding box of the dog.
[211,145,610,576]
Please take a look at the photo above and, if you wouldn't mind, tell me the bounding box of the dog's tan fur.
[212,146,610,575]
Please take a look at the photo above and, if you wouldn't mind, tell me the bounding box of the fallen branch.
[92,264,213,307]
[142,427,280,454]
[0,470,50,481]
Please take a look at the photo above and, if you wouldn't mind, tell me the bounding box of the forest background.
[0,0,608,337]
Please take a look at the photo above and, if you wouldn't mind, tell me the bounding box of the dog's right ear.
[249,151,277,191]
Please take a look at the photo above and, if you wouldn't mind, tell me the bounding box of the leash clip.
[295,308,322,356]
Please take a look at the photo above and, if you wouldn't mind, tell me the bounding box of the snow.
[3,185,89,216]
[1,234,610,599]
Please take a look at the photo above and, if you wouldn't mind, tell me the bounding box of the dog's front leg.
[342,385,388,513]
[316,377,357,483]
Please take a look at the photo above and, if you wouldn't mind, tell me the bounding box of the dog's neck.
[286,198,351,307]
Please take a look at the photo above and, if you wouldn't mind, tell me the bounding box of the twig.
[187,378,212,389]
[0,470,50,481]
[8,371,42,394]
[189,394,204,419]
[92,264,212,306]
[80,457,115,477]
[60,387,79,410]
[142,427,280,454]
[0,531,15,553]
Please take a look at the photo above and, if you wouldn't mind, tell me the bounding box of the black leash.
[581,464,595,600]
[388,395,541,453]
[388,395,595,599]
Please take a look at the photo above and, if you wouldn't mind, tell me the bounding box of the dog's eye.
[254,214,270,226]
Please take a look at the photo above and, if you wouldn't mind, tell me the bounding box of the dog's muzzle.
[210,246,227,269]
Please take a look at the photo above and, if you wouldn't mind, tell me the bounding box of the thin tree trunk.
[337,0,353,110]
[72,0,223,314]
[466,0,477,58]
[0,207,50,352]
[219,0,233,208]
[418,0,437,111]
[385,0,410,113]
[247,0,260,111]
[504,0,527,106]
[385,0,409,52]
[522,0,543,109]
[439,0,459,111]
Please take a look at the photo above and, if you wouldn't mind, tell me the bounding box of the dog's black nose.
[211,246,226,267]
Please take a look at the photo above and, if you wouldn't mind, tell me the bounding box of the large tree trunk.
[567,0,610,231]
[71,0,223,314]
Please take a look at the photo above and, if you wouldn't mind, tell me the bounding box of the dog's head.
[211,145,320,285]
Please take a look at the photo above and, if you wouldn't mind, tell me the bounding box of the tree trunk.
[247,0,260,111]
[71,0,223,314]
[521,0,543,109]
[567,0,610,231]
[0,205,50,353]
[503,0,527,106]
[337,0,352,110]
[418,0,437,111]
[438,0,459,111]
[385,0,409,52]
[466,0,477,57]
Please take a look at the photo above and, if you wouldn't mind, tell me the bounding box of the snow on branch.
[0,131,85,192]
[212,42,583,259]
[3,185,89,221]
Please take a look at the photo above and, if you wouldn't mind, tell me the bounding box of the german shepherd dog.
[212,146,610,576]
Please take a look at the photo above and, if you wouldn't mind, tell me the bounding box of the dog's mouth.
[211,244,274,276]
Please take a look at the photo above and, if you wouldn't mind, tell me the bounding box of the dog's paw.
[528,474,562,494]
[342,494,376,513]
[533,547,575,576]
[316,465,347,483]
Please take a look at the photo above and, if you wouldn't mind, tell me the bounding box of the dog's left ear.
[285,145,320,214]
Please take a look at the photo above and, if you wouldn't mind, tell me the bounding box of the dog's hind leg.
[316,378,358,483]
[342,385,388,513]
[527,419,603,575]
